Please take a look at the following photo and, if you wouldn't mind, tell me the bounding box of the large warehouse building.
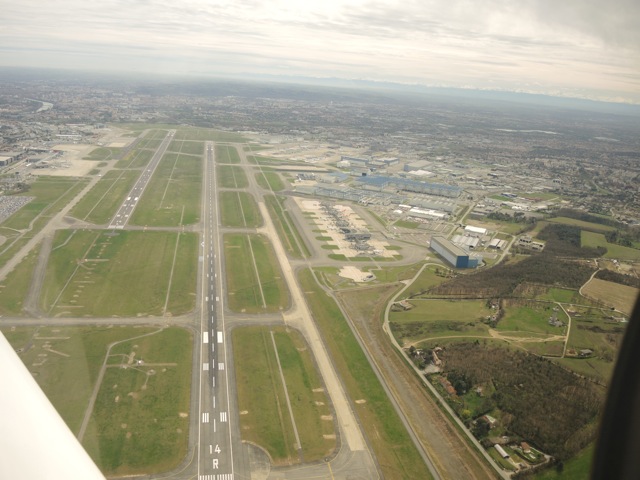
[430,236,482,268]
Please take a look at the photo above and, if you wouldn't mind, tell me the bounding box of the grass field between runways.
[255,171,285,191]
[214,144,242,163]
[223,233,288,313]
[129,152,202,226]
[233,326,336,464]
[82,327,193,476]
[69,170,139,224]
[217,164,249,188]
[219,191,262,228]
[264,195,310,259]
[41,230,198,316]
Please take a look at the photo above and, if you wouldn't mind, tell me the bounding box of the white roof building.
[465,225,487,236]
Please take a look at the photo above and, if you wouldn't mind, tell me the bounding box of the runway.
[108,129,175,229]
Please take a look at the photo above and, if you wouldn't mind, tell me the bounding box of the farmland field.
[581,278,639,314]
[390,299,493,345]
[581,231,640,261]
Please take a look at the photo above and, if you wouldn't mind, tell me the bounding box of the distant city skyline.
[2,0,639,104]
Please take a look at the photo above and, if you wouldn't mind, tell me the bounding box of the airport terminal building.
[430,236,481,268]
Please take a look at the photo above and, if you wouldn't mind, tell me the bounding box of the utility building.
[430,236,481,268]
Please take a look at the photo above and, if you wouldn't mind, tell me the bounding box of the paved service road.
[108,129,175,229]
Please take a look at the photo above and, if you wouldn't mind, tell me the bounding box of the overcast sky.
[1,0,639,103]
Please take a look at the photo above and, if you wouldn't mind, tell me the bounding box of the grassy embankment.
[298,268,434,479]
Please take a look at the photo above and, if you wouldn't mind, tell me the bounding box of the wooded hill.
[439,343,604,460]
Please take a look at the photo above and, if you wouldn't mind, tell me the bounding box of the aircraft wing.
[0,331,105,479]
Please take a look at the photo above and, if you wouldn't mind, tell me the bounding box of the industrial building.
[464,225,487,236]
[0,151,25,167]
[340,156,370,167]
[404,160,432,172]
[452,234,480,249]
[488,238,507,249]
[354,175,462,198]
[408,207,448,220]
[430,236,482,268]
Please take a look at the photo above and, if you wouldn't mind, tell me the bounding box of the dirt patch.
[339,266,375,283]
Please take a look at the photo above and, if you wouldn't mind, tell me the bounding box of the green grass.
[533,444,594,480]
[247,155,292,165]
[498,302,566,335]
[400,266,447,297]
[390,299,492,345]
[69,170,139,224]
[219,191,262,228]
[41,230,198,316]
[123,126,247,143]
[256,171,285,191]
[547,217,616,233]
[224,233,288,313]
[394,220,420,229]
[1,177,87,231]
[214,144,241,164]
[85,147,121,161]
[130,152,202,226]
[539,288,584,304]
[561,315,623,382]
[233,326,336,464]
[264,195,310,259]
[298,268,434,479]
[0,325,179,440]
[0,242,40,315]
[581,231,640,261]
[167,139,204,156]
[115,148,154,169]
[392,299,491,324]
[217,165,248,188]
[554,357,615,384]
[0,177,90,268]
[83,327,193,476]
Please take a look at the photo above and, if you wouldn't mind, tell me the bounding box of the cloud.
[0,0,638,103]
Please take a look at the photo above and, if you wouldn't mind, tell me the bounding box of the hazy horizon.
[2,1,639,104]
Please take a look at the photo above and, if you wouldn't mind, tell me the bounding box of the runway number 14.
[215,444,221,454]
